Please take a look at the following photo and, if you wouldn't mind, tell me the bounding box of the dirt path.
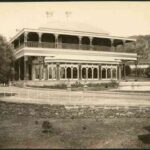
[0,86,150,107]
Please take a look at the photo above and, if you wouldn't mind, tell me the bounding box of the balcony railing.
[14,41,135,53]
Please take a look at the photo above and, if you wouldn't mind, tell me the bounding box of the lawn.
[0,102,150,148]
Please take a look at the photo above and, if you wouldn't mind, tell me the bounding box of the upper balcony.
[11,30,136,53]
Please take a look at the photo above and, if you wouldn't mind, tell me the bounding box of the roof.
[39,20,109,36]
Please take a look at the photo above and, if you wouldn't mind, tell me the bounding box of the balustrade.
[15,41,135,53]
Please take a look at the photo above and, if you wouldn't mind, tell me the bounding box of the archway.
[107,68,111,79]
[60,67,65,79]
[93,68,98,79]
[88,68,92,79]
[102,68,106,79]
[82,68,86,79]
[67,67,71,79]
[73,67,78,79]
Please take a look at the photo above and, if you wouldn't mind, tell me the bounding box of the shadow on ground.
[138,126,150,144]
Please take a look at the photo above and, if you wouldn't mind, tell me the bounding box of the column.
[45,63,48,80]
[56,63,60,80]
[71,67,73,79]
[18,59,20,81]
[79,64,81,80]
[123,40,126,51]
[79,36,82,49]
[92,67,94,79]
[24,32,28,46]
[106,67,107,79]
[111,39,114,51]
[38,32,42,47]
[24,56,28,80]
[90,37,93,50]
[135,60,138,81]
[55,34,58,48]
[111,67,113,80]
[118,64,122,81]
[99,65,101,80]
[65,67,67,79]
[86,67,88,80]
[123,61,126,80]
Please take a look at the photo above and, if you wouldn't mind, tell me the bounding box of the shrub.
[71,81,84,88]
[125,65,131,76]
[42,121,53,133]
[145,66,150,78]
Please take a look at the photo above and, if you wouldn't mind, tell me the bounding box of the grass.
[0,100,150,148]
[0,116,150,148]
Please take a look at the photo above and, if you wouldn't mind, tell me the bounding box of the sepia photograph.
[0,1,150,148]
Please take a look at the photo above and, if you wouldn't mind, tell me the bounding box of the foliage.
[125,65,131,76]
[42,121,53,133]
[126,35,150,63]
[0,35,14,83]
[145,66,150,78]
[71,81,84,88]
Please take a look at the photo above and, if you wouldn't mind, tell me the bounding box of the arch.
[102,68,106,79]
[73,67,78,79]
[113,39,123,47]
[81,36,90,50]
[49,67,52,79]
[112,68,117,78]
[88,68,92,79]
[60,67,65,79]
[67,67,71,79]
[58,34,79,49]
[92,38,111,46]
[93,68,98,79]
[82,67,86,79]
[27,32,39,41]
[107,68,111,78]
[41,33,55,43]
[92,37,111,51]
[81,36,90,45]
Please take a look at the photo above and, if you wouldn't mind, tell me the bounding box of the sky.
[0,2,150,41]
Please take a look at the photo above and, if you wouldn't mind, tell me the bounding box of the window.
[93,68,98,79]
[73,67,78,79]
[88,68,92,79]
[102,68,106,79]
[60,67,65,79]
[112,69,117,78]
[67,67,71,79]
[82,68,86,79]
[49,67,52,79]
[107,68,111,78]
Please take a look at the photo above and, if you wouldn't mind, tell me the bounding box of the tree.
[0,35,14,83]
[145,66,150,78]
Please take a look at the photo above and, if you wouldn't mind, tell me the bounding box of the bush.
[145,66,150,78]
[125,65,131,76]
[71,81,84,88]
[42,121,53,133]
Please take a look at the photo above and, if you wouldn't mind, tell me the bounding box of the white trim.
[9,28,136,44]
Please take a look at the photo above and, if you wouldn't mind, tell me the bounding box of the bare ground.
[0,114,150,148]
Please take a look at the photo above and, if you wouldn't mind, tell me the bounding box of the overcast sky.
[0,2,150,41]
